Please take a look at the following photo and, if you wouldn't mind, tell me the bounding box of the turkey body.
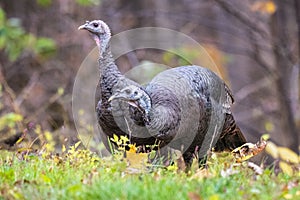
[78,20,156,150]
[111,65,247,167]
[95,50,157,149]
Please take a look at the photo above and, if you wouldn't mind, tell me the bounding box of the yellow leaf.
[279,161,294,176]
[35,125,42,134]
[17,147,32,153]
[57,87,64,95]
[74,141,81,149]
[284,193,293,199]
[232,139,267,162]
[120,135,129,143]
[265,141,279,159]
[209,194,220,200]
[128,144,137,153]
[251,0,277,14]
[166,165,178,172]
[78,109,84,115]
[265,122,274,132]
[62,144,66,153]
[41,174,51,183]
[112,134,119,143]
[16,134,25,144]
[126,151,148,170]
[53,155,63,165]
[44,131,53,141]
[265,1,276,14]
[278,147,299,164]
[261,134,270,141]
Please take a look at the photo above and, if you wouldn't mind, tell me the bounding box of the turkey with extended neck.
[78,20,156,149]
[109,66,247,168]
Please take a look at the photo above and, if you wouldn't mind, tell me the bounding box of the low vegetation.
[0,138,299,200]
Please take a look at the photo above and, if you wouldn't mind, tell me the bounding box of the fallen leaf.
[125,150,148,173]
[188,192,202,200]
[278,147,299,164]
[232,138,267,162]
[176,155,186,172]
[265,141,279,159]
[251,0,276,14]
[191,168,212,179]
[279,161,293,176]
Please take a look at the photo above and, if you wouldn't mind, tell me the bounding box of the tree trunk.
[271,0,299,153]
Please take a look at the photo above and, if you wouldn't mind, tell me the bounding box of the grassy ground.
[0,145,299,200]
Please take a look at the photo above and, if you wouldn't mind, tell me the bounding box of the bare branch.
[234,77,272,102]
[213,0,269,40]
[15,72,39,108]
[294,0,300,62]
[0,64,19,113]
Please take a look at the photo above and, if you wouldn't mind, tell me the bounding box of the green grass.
[0,149,299,200]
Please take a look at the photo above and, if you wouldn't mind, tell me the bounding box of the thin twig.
[15,72,39,108]
[0,64,19,113]
[213,0,269,40]
[124,117,132,143]
[234,77,272,102]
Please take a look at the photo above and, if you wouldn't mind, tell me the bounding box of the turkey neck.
[140,86,181,140]
[98,46,122,99]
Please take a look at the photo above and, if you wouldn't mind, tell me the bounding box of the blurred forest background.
[0,0,299,155]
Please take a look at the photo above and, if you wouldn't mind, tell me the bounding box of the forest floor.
[0,142,299,200]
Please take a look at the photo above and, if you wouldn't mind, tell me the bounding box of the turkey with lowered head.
[109,65,247,167]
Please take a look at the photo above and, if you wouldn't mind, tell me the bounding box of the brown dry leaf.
[282,180,300,199]
[82,168,99,185]
[188,192,202,200]
[53,154,63,165]
[176,155,186,172]
[153,171,161,181]
[232,139,267,162]
[191,168,212,179]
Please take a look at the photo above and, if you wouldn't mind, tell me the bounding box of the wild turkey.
[78,20,157,150]
[109,67,247,167]
[79,20,247,167]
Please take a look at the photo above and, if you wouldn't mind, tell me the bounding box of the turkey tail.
[214,113,247,152]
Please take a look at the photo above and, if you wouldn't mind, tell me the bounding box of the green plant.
[0,8,56,61]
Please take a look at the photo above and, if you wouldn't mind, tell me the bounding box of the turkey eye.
[93,23,99,28]
[134,91,138,96]
[125,89,131,94]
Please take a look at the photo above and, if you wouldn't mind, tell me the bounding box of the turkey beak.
[78,20,92,30]
[108,92,123,102]
[108,93,140,109]
[78,23,89,30]
[78,24,87,30]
